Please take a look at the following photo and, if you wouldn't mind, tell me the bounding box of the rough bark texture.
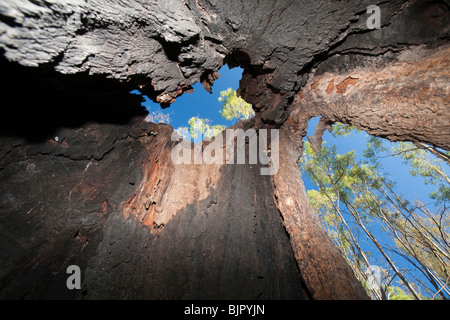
[0,0,448,300]
[0,118,306,299]
[271,124,370,300]
[292,45,450,150]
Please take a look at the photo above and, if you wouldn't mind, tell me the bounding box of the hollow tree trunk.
[0,112,368,300]
[0,0,448,300]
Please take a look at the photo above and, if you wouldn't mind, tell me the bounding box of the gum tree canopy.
[0,0,448,300]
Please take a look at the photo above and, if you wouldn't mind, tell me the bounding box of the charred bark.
[0,117,309,299]
[0,0,448,300]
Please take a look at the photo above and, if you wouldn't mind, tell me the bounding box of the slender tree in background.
[300,123,449,300]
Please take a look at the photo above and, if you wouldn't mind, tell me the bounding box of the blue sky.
[303,117,443,206]
[132,64,244,131]
[304,117,449,298]
[132,65,446,210]
[132,65,448,298]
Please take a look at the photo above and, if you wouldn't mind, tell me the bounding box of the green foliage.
[175,89,253,141]
[299,122,450,300]
[430,185,450,204]
[331,122,360,138]
[187,117,226,139]
[392,142,450,204]
[363,136,387,164]
[362,137,450,204]
[301,141,385,223]
[387,287,415,300]
[218,88,255,121]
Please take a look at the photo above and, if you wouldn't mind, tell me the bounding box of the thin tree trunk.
[308,168,383,299]
[414,142,450,165]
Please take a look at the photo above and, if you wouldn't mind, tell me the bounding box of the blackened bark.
[0,0,448,300]
[0,119,308,299]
